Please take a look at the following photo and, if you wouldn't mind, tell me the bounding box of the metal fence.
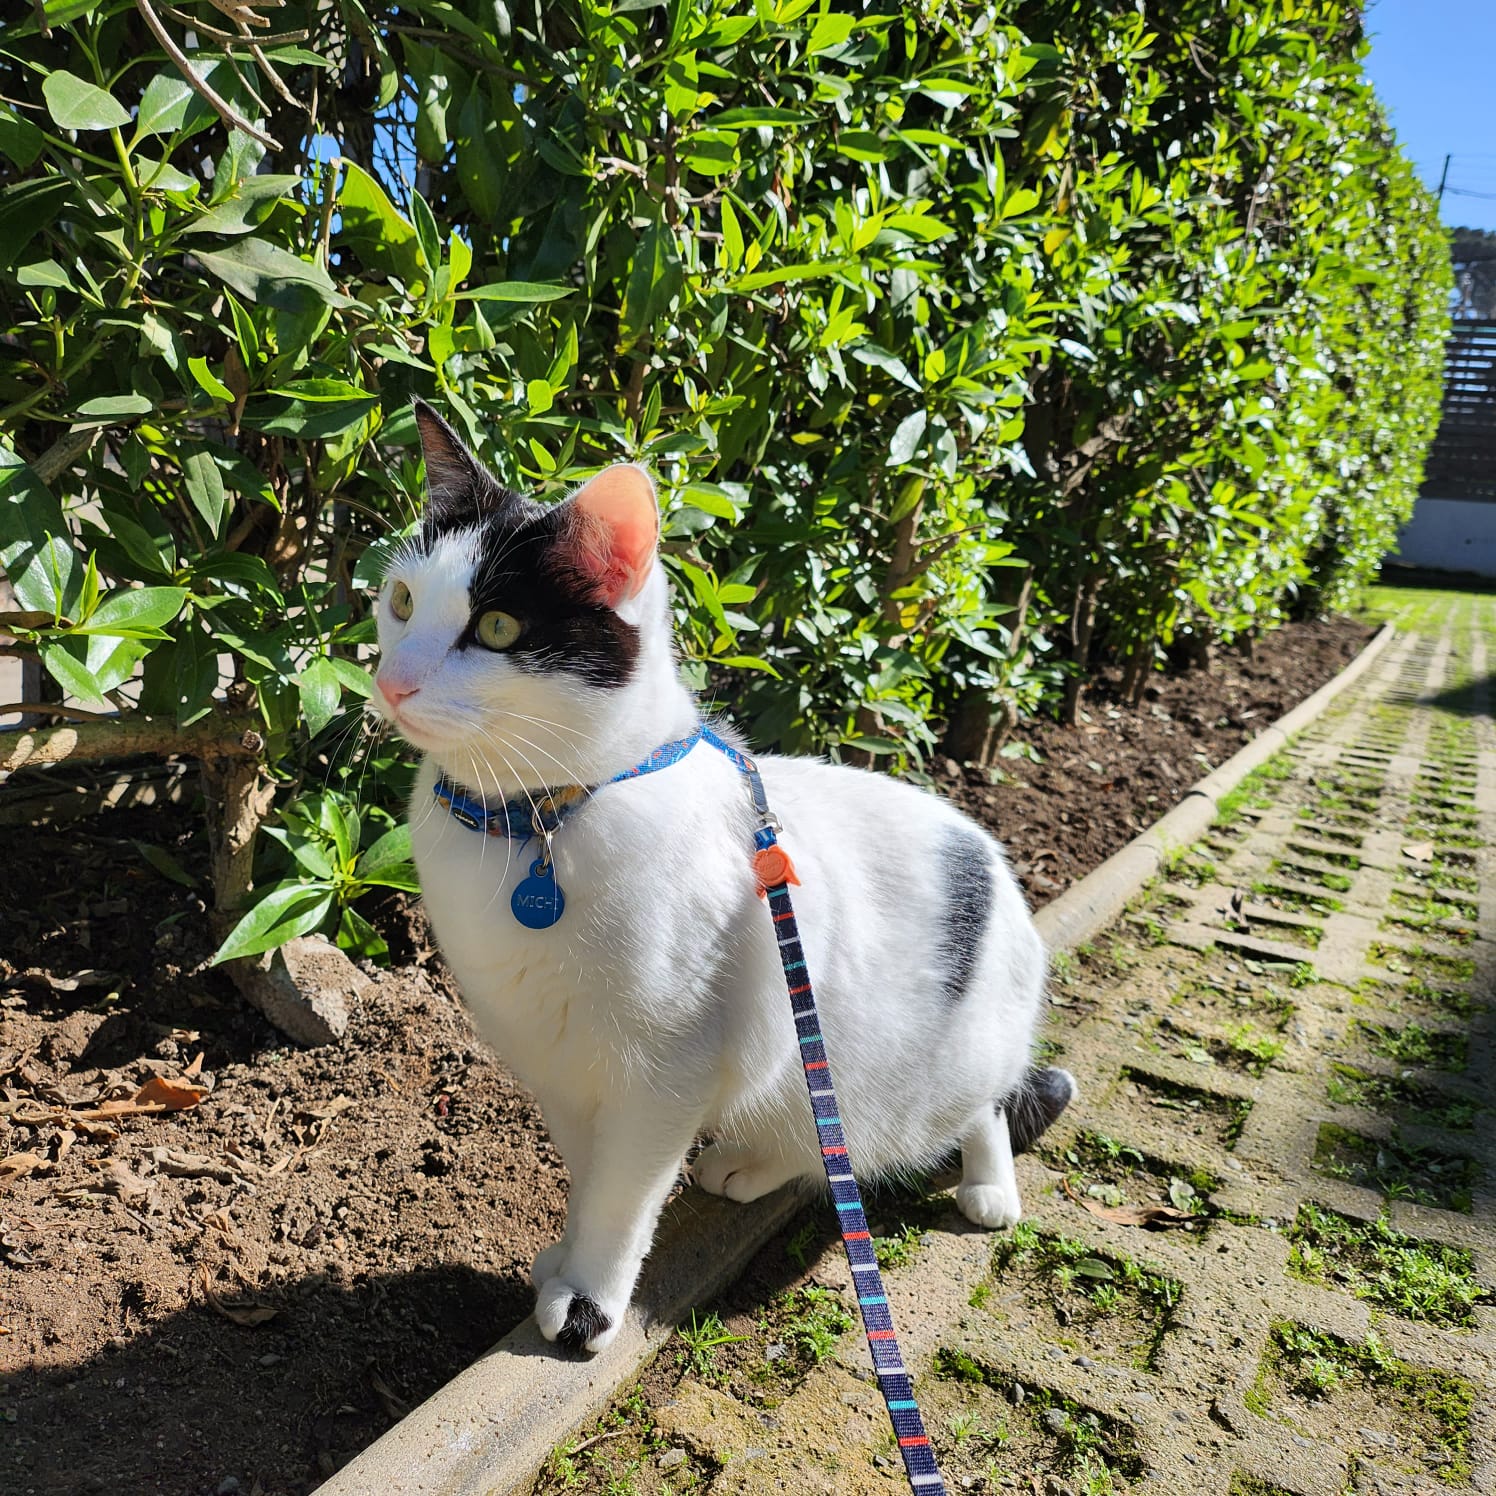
[1421,318,1496,502]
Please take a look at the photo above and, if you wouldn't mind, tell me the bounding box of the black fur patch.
[1004,1066,1076,1154]
[413,406,641,690]
[556,1294,611,1353]
[938,829,993,1003]
[459,503,641,688]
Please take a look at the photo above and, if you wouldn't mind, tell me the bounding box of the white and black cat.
[371,402,1074,1354]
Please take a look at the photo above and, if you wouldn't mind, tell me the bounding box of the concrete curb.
[1033,621,1395,953]
[316,620,1395,1496]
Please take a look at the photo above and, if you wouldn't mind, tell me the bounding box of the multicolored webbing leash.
[432,722,947,1493]
[703,728,949,1496]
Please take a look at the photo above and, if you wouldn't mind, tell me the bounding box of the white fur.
[375,525,1048,1353]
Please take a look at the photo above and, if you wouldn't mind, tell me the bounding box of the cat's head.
[371,402,665,782]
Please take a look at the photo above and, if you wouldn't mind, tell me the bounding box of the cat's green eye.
[476,610,523,651]
[388,581,414,621]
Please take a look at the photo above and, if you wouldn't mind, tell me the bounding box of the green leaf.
[133,67,216,138]
[134,841,199,889]
[42,70,131,132]
[0,104,43,168]
[806,13,856,54]
[40,641,109,707]
[337,160,423,283]
[0,446,78,618]
[196,238,350,310]
[887,410,927,465]
[182,449,228,536]
[184,175,301,236]
[298,656,343,736]
[336,905,388,961]
[458,281,576,303]
[211,882,335,964]
[1074,1257,1115,1281]
[358,823,413,879]
[735,261,850,292]
[188,355,234,402]
[75,394,153,420]
[72,585,188,638]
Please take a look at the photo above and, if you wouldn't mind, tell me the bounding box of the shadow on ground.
[1,1262,533,1496]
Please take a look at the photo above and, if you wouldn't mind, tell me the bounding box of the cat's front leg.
[529,1099,595,1289]
[534,1101,699,1354]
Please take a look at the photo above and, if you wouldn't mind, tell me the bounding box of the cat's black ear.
[412,399,496,523]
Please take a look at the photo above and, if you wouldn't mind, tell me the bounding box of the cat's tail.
[1002,1065,1077,1155]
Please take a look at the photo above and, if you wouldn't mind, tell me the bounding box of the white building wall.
[1394,497,1496,578]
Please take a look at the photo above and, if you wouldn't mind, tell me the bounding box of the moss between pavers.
[1326,1062,1479,1132]
[1225,1477,1295,1496]
[1115,1066,1252,1151]
[973,1220,1181,1371]
[1245,1324,1475,1486]
[1044,1128,1219,1223]
[1311,1123,1477,1214]
[929,1347,1143,1493]
[1349,1018,1469,1074]
[1287,1203,1491,1329]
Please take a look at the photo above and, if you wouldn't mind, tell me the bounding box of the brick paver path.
[531,589,1494,1496]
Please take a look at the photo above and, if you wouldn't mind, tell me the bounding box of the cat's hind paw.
[955,1181,1022,1230]
[693,1140,790,1203]
[536,1277,619,1354]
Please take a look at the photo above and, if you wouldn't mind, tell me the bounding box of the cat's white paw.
[536,1276,620,1354]
[693,1141,781,1203]
[530,1240,569,1289]
[956,1182,1022,1229]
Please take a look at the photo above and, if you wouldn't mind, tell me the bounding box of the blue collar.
[435,723,746,839]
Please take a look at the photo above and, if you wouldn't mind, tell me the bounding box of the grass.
[1351,1019,1467,1073]
[1288,1203,1489,1328]
[1368,942,1476,985]
[990,1221,1181,1369]
[1249,1323,1475,1484]
[1215,756,1295,826]
[932,1348,1142,1487]
[1312,1123,1477,1213]
[1326,1063,1478,1132]
[873,1222,925,1270]
[675,1310,748,1382]
[1049,1129,1218,1219]
[766,1284,853,1367]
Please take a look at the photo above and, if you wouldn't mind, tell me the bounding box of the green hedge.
[0,1,1449,944]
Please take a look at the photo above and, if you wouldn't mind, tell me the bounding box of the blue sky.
[1363,0,1496,232]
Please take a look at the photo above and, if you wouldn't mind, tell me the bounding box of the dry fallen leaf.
[95,1074,209,1118]
[183,1051,206,1080]
[150,1146,240,1183]
[199,1263,279,1327]
[0,1151,49,1186]
[1402,842,1434,863]
[1062,1178,1196,1229]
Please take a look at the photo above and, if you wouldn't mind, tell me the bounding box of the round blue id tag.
[512,856,565,929]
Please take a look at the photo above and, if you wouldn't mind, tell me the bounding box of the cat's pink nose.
[377,676,418,709]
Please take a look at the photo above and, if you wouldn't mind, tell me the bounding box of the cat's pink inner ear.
[561,465,659,606]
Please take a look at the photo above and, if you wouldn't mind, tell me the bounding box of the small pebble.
[765,1342,787,1361]
[658,1449,687,1471]
[1008,1382,1025,1406]
[1073,1355,1094,1370]
[1043,1408,1069,1435]
[216,1481,241,1496]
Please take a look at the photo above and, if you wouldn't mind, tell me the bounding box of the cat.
[371,401,1075,1354]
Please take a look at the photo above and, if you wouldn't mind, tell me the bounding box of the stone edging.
[315,619,1395,1496]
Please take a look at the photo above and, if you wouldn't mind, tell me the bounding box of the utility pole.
[1437,153,1451,204]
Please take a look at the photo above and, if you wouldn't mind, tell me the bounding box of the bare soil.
[0,614,1371,1496]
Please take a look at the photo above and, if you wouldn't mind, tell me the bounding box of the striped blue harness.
[434,724,947,1495]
